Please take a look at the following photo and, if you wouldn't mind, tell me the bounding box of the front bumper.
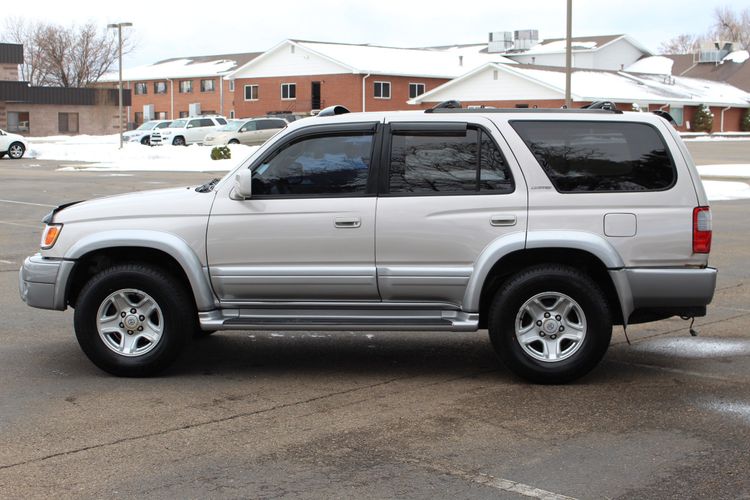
[18,254,73,310]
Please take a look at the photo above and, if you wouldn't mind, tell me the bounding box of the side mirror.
[186,123,194,129]
[233,169,253,199]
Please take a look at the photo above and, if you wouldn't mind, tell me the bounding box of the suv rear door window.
[252,133,374,196]
[388,125,513,194]
[510,121,676,192]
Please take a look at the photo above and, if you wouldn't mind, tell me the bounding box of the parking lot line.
[0,220,41,228]
[0,199,56,208]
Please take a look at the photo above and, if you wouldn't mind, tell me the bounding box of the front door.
[207,122,381,302]
[311,82,321,110]
[375,117,528,308]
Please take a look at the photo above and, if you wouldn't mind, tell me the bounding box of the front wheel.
[8,142,25,159]
[172,136,186,146]
[140,136,151,146]
[74,264,195,376]
[488,265,612,384]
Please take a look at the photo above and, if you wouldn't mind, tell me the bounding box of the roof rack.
[424,100,623,114]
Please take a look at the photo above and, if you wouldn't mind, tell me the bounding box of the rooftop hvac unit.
[513,29,539,51]
[488,31,513,53]
[696,41,735,63]
[188,103,201,117]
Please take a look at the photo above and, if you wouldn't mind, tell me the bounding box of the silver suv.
[19,107,717,383]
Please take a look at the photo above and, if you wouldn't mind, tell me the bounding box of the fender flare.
[64,230,216,311]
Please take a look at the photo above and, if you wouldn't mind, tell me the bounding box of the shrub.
[692,104,714,133]
[210,146,231,160]
[741,108,750,132]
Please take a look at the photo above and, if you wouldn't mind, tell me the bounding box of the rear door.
[375,117,528,308]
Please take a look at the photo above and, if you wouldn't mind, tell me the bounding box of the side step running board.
[199,308,479,332]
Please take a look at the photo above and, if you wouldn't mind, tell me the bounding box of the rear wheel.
[74,264,194,376]
[228,139,240,145]
[488,265,612,384]
[8,142,25,159]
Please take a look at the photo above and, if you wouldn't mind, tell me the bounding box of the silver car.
[203,117,287,146]
[19,106,716,383]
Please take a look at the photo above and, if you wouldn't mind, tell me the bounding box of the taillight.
[693,206,712,254]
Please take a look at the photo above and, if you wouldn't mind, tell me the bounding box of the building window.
[179,80,193,93]
[58,112,79,133]
[154,81,167,94]
[179,111,188,118]
[244,84,259,101]
[7,111,30,133]
[281,83,296,100]
[229,110,235,119]
[156,111,168,120]
[671,106,684,126]
[200,79,215,92]
[134,82,147,95]
[228,80,235,92]
[374,81,391,99]
[408,83,425,99]
[134,112,143,124]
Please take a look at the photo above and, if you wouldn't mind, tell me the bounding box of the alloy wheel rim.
[9,145,23,158]
[96,288,164,357]
[514,291,587,363]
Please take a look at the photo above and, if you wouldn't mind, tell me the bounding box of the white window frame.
[244,84,259,101]
[374,81,391,99]
[200,79,215,93]
[179,80,193,93]
[408,82,425,99]
[281,83,296,100]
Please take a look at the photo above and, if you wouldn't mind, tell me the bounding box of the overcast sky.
[2,0,748,67]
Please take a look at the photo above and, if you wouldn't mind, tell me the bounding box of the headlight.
[40,224,63,249]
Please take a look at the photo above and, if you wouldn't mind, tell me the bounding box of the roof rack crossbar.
[425,108,623,114]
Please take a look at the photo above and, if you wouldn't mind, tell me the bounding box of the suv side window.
[216,118,227,125]
[252,133,374,196]
[257,119,286,130]
[199,118,215,127]
[187,119,201,128]
[510,120,676,192]
[388,124,513,194]
[241,121,257,132]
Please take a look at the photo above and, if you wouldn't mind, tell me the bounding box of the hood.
[53,186,217,224]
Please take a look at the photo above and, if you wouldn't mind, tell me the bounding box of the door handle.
[334,217,361,228]
[490,214,517,227]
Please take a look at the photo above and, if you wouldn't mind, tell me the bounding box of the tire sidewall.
[9,142,25,159]
[489,267,611,383]
[74,266,190,376]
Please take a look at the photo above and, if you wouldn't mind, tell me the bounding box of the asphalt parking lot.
[1,142,749,499]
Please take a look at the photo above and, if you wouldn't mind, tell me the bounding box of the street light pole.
[564,0,573,108]
[107,22,132,149]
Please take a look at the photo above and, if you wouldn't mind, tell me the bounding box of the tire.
[488,264,612,384]
[0,152,5,159]
[8,142,25,159]
[172,136,186,146]
[140,136,151,146]
[228,139,240,145]
[73,264,195,377]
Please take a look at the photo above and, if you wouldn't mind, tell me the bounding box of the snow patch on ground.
[704,401,750,424]
[703,180,750,201]
[697,164,750,177]
[682,135,750,141]
[631,337,750,358]
[27,134,258,172]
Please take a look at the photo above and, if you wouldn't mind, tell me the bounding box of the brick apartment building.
[224,39,511,116]
[98,52,260,126]
[0,43,129,136]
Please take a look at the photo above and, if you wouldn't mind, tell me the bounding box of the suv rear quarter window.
[510,120,676,192]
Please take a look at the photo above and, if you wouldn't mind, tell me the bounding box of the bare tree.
[658,33,702,54]
[1,17,133,87]
[712,6,750,50]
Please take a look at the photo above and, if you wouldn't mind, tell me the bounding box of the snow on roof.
[99,56,250,82]
[411,62,750,107]
[227,39,516,80]
[723,50,750,64]
[624,56,674,75]
[523,39,597,54]
[505,34,652,57]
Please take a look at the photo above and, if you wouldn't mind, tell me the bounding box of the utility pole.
[107,22,133,149]
[564,0,573,108]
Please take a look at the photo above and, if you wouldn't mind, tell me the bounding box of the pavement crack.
[0,376,406,471]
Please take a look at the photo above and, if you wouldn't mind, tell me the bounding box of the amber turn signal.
[40,224,63,249]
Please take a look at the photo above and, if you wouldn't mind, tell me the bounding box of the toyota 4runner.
[19,106,717,383]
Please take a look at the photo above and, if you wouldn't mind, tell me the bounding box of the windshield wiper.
[195,178,220,193]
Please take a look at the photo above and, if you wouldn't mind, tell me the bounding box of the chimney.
[488,31,513,53]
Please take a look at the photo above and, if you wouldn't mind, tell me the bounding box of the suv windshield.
[169,120,187,128]
[137,121,158,131]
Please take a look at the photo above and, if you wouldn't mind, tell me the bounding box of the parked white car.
[123,120,172,145]
[203,117,287,146]
[0,128,28,159]
[150,116,228,146]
